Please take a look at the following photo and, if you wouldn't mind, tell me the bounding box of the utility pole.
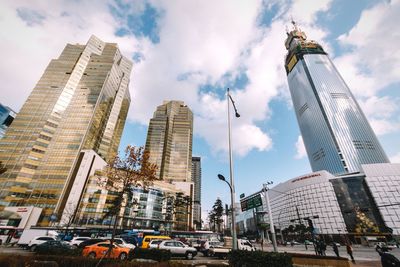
[263,182,277,252]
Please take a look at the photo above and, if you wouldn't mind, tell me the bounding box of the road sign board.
[240,193,262,211]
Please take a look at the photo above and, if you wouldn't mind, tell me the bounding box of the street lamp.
[263,182,278,252]
[219,88,240,250]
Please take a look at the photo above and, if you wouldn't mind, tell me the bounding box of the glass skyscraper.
[284,22,389,175]
[0,36,132,225]
[191,156,202,228]
[145,101,193,182]
[0,103,16,139]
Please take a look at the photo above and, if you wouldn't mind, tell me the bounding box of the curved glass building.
[284,22,389,175]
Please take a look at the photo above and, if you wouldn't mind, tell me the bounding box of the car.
[141,235,171,249]
[103,238,136,249]
[35,240,76,255]
[28,236,56,252]
[158,240,197,260]
[148,239,163,249]
[200,240,223,256]
[78,238,104,249]
[304,240,313,245]
[82,241,131,260]
[285,240,300,245]
[69,237,91,247]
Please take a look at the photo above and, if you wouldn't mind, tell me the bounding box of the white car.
[148,239,163,249]
[28,236,56,251]
[69,237,91,247]
[158,240,197,260]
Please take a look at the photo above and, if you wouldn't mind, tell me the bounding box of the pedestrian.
[346,243,355,263]
[332,242,339,257]
[321,241,327,256]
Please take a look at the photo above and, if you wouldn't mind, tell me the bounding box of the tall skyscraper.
[0,103,16,139]
[284,22,389,175]
[191,156,202,228]
[145,101,193,182]
[0,36,132,225]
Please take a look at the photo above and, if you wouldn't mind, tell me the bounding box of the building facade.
[0,103,16,139]
[284,22,389,175]
[145,101,193,183]
[0,36,132,226]
[191,156,202,228]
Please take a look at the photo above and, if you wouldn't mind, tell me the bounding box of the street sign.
[240,193,262,211]
[240,193,245,199]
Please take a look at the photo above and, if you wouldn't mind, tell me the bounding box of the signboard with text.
[240,193,262,211]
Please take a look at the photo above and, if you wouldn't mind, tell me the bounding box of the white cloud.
[391,153,400,164]
[294,135,307,159]
[334,0,400,137]
[0,0,361,158]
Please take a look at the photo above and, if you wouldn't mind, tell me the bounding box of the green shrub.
[128,248,171,262]
[228,250,292,267]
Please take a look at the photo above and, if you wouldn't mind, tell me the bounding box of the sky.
[1,0,399,223]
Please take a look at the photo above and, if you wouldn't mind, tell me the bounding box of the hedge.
[228,250,293,267]
[0,255,174,267]
[128,247,171,262]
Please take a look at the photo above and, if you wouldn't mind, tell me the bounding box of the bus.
[170,230,220,249]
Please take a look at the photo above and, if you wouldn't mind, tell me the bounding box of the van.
[142,235,170,249]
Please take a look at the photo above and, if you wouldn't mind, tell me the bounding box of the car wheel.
[186,252,194,260]
[88,252,96,258]
[119,252,127,260]
[30,245,37,252]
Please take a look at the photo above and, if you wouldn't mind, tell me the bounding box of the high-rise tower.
[284,22,389,175]
[145,101,193,182]
[0,36,132,225]
[191,156,202,228]
[0,103,16,139]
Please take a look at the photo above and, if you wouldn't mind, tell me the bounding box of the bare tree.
[59,203,78,240]
[97,145,158,259]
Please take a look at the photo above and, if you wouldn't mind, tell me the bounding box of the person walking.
[332,242,340,257]
[346,243,355,263]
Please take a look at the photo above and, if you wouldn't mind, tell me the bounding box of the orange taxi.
[82,241,131,260]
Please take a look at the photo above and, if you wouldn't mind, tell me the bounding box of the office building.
[191,157,202,229]
[284,22,389,175]
[144,100,194,229]
[0,103,16,139]
[145,100,193,182]
[0,36,132,226]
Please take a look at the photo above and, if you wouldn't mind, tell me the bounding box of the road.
[1,244,399,266]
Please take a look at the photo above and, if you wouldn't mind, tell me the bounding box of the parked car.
[78,238,104,249]
[69,237,91,247]
[148,239,163,249]
[82,242,131,260]
[35,240,75,255]
[28,236,56,252]
[158,240,197,260]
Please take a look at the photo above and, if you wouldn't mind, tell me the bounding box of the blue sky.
[1,0,399,221]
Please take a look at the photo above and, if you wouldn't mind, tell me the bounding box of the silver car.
[158,240,197,260]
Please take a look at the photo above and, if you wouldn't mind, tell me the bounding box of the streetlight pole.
[225,88,240,250]
[263,182,278,252]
